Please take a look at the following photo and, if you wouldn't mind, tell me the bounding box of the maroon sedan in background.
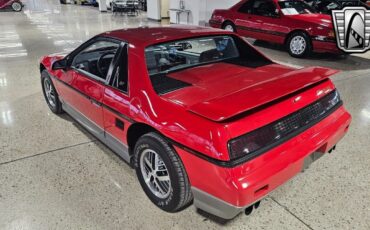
[0,0,23,11]
[210,0,338,58]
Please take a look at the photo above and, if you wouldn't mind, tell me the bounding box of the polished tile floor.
[0,0,369,229]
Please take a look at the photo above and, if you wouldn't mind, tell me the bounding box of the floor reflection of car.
[39,26,351,220]
[74,0,98,6]
[306,0,370,14]
[210,0,339,58]
[111,0,139,14]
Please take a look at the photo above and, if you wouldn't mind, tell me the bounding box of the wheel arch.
[284,29,312,46]
[40,63,46,73]
[221,20,235,29]
[127,122,161,156]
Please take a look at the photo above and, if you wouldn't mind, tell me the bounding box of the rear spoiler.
[188,67,339,122]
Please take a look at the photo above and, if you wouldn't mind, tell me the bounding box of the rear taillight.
[228,90,341,161]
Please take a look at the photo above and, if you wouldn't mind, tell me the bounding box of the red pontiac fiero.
[209,0,338,57]
[40,26,351,220]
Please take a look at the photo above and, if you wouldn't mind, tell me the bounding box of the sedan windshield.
[278,1,316,15]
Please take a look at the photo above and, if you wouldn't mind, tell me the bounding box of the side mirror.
[52,59,67,70]
[273,8,281,17]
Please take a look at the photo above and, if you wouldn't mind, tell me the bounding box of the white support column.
[147,0,161,21]
[99,0,107,12]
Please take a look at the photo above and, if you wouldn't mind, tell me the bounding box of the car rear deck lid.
[187,66,338,122]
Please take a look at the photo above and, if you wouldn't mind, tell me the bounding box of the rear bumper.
[176,106,351,219]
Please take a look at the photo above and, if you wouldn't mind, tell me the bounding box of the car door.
[62,38,120,139]
[234,0,264,39]
[251,0,289,44]
[102,43,132,162]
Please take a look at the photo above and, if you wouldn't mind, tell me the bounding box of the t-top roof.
[101,25,233,48]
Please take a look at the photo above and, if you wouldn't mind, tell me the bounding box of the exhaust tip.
[254,201,261,209]
[244,206,253,216]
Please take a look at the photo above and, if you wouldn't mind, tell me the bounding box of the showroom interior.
[0,0,370,229]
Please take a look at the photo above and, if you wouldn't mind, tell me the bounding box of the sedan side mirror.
[52,59,68,70]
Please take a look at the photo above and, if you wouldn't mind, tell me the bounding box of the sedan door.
[250,0,289,44]
[234,0,264,39]
[234,0,288,44]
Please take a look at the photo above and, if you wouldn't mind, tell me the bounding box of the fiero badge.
[332,7,370,53]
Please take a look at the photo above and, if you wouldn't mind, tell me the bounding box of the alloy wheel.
[140,149,171,199]
[43,78,56,108]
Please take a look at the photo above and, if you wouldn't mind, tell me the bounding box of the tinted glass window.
[145,36,239,76]
[239,1,254,13]
[279,1,316,15]
[252,0,277,16]
[72,40,119,80]
[145,35,272,95]
[109,44,128,93]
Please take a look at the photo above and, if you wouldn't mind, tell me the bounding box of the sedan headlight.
[228,90,341,162]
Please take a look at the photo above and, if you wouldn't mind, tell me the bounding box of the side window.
[71,40,119,81]
[238,0,255,14]
[109,44,128,93]
[253,0,278,17]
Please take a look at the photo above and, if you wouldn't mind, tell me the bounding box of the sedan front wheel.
[287,32,312,58]
[11,1,23,11]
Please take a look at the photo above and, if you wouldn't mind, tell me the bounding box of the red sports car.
[40,26,351,220]
[209,0,338,57]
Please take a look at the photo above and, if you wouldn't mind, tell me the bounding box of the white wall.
[169,0,239,25]
[147,0,161,20]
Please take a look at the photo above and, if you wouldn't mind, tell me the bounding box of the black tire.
[60,0,67,4]
[41,70,64,114]
[286,32,312,58]
[134,132,193,212]
[11,1,23,12]
[222,21,236,33]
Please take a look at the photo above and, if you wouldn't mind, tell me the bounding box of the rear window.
[145,36,239,76]
[145,35,272,94]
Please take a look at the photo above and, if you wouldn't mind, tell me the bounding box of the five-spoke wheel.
[135,132,193,212]
[41,70,63,114]
[140,149,171,199]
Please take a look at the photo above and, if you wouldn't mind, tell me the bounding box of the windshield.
[278,1,316,15]
[145,36,240,76]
